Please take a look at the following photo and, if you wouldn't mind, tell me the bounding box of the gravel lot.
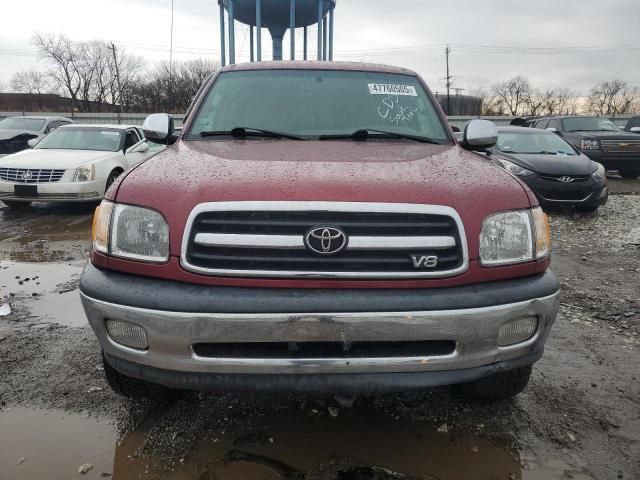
[0,176,638,480]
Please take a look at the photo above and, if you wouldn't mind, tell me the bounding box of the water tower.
[218,0,336,65]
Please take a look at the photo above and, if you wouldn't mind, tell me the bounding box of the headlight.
[592,162,605,178]
[480,207,550,266]
[73,164,95,182]
[499,159,534,177]
[580,139,600,151]
[91,201,169,263]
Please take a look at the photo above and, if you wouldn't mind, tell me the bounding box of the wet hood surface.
[118,139,530,210]
[497,151,595,176]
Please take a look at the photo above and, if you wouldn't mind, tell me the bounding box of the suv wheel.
[103,353,177,399]
[452,366,532,401]
[576,205,599,214]
[619,169,640,179]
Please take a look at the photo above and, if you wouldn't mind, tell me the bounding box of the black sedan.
[489,127,608,213]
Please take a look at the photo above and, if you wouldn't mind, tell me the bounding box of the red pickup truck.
[80,62,559,401]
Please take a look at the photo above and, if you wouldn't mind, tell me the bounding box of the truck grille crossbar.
[601,140,640,153]
[181,202,469,279]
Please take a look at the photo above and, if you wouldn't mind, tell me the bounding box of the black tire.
[576,205,599,214]
[619,169,640,179]
[2,200,32,208]
[105,169,123,191]
[102,353,176,399]
[452,366,532,401]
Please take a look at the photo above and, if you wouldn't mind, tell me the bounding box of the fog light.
[497,317,538,346]
[105,319,148,350]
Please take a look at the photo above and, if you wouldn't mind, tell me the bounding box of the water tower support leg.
[219,2,226,66]
[290,0,296,60]
[329,6,334,61]
[228,0,236,64]
[322,16,328,60]
[256,0,262,61]
[303,26,308,60]
[317,0,323,60]
[250,26,254,62]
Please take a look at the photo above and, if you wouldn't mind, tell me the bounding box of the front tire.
[2,200,32,209]
[452,366,532,401]
[619,169,640,179]
[103,353,177,399]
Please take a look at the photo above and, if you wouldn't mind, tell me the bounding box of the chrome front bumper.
[81,291,560,376]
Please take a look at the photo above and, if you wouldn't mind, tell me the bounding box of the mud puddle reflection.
[114,407,523,480]
[1,261,86,326]
[0,406,116,480]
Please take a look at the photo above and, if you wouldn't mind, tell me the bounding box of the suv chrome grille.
[601,140,640,153]
[182,202,468,279]
[0,168,65,184]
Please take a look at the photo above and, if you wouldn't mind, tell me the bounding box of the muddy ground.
[0,176,638,480]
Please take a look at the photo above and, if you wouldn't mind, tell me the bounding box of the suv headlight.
[592,162,605,178]
[580,139,600,151]
[73,164,95,182]
[499,159,534,177]
[92,201,169,263]
[480,207,550,266]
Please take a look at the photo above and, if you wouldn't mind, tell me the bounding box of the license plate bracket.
[14,184,38,197]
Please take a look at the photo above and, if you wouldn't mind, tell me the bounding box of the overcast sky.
[1,0,639,94]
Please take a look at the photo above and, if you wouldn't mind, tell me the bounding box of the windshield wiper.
[318,129,444,144]
[200,127,305,141]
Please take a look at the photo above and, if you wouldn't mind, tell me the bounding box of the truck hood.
[569,130,639,141]
[496,151,595,176]
[116,140,533,256]
[0,149,117,169]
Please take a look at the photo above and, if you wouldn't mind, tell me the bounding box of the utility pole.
[445,45,452,115]
[169,0,175,93]
[109,42,124,118]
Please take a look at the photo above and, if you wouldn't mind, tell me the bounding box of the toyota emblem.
[304,226,348,255]
[559,176,574,183]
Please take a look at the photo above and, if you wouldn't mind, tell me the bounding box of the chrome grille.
[0,168,66,184]
[601,140,640,153]
[181,202,469,279]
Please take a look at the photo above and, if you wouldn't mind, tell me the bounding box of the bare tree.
[0,79,7,92]
[523,89,546,116]
[587,80,640,115]
[11,70,54,95]
[492,75,531,116]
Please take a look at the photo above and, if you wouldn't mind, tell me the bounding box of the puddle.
[0,407,116,480]
[0,261,86,326]
[0,204,92,262]
[113,408,524,480]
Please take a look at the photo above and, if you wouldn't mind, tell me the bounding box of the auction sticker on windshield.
[368,84,418,96]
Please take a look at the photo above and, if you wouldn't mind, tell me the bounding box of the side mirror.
[630,127,640,133]
[462,120,498,151]
[143,113,175,143]
[27,138,38,148]
[546,127,558,133]
[131,142,150,153]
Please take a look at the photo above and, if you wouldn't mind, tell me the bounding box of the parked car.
[529,116,640,179]
[0,124,153,207]
[81,61,559,402]
[0,116,73,158]
[490,127,608,213]
[625,116,640,134]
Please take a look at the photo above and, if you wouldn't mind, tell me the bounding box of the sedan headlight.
[580,139,600,151]
[499,159,534,177]
[480,207,550,266]
[592,162,605,178]
[73,164,95,182]
[92,201,169,263]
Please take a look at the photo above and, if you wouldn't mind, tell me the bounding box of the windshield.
[34,128,123,152]
[0,117,46,131]
[187,70,449,142]
[563,117,621,132]
[497,131,577,155]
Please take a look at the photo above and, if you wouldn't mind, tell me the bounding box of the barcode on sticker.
[368,84,417,96]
